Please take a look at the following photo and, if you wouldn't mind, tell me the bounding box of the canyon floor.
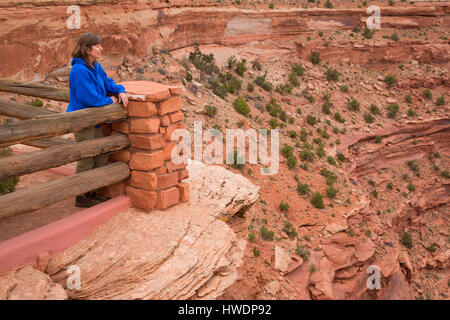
[0,0,449,300]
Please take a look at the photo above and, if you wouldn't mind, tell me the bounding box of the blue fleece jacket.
[66,57,125,113]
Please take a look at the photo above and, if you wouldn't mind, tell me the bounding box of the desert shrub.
[282,221,297,238]
[297,182,310,195]
[405,95,412,104]
[327,156,337,166]
[426,243,437,253]
[401,231,413,249]
[423,89,432,100]
[326,185,338,198]
[235,59,247,76]
[324,0,333,8]
[390,33,399,41]
[259,225,274,241]
[347,98,360,112]
[300,148,315,162]
[364,113,375,123]
[204,104,218,117]
[322,102,332,115]
[326,68,340,81]
[370,104,381,115]
[334,112,346,123]
[436,96,445,106]
[247,82,255,92]
[186,71,193,82]
[340,85,349,92]
[288,130,297,138]
[295,245,310,261]
[316,144,325,158]
[292,64,305,76]
[441,170,450,178]
[387,182,394,190]
[407,181,416,192]
[30,99,43,107]
[269,118,279,129]
[0,147,20,195]
[337,152,345,162]
[288,72,300,87]
[252,246,260,257]
[248,232,256,242]
[279,201,290,212]
[189,45,219,75]
[384,74,398,85]
[363,27,374,39]
[407,108,417,117]
[255,76,273,91]
[310,192,325,209]
[375,135,382,143]
[386,103,399,119]
[233,97,250,116]
[300,128,308,142]
[310,51,321,65]
[306,114,318,126]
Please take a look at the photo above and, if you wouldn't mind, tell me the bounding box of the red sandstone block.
[109,150,131,163]
[160,115,170,127]
[158,96,182,116]
[127,101,157,117]
[130,118,160,134]
[96,182,126,198]
[159,127,166,134]
[179,169,189,180]
[155,167,167,175]
[168,111,184,123]
[157,172,179,189]
[126,186,157,211]
[129,170,157,191]
[176,183,190,202]
[167,85,182,95]
[165,160,187,173]
[157,187,180,209]
[165,122,185,141]
[129,134,165,150]
[121,81,171,102]
[163,141,178,161]
[130,151,164,170]
[111,121,129,134]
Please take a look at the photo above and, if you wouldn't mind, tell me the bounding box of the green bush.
[248,232,256,242]
[186,71,193,82]
[386,103,399,119]
[390,33,399,41]
[247,82,255,92]
[235,59,247,76]
[340,85,349,92]
[337,152,345,162]
[279,201,290,211]
[310,51,321,65]
[441,169,449,178]
[384,74,398,85]
[370,104,381,115]
[375,135,382,143]
[310,192,325,209]
[401,231,413,249]
[322,101,332,115]
[0,147,20,195]
[327,156,337,166]
[295,245,310,261]
[282,221,297,238]
[30,99,43,107]
[423,89,432,100]
[254,76,273,91]
[334,112,346,123]
[259,225,275,241]
[288,72,300,87]
[407,181,416,192]
[252,246,260,257]
[347,98,360,112]
[297,182,310,195]
[292,64,305,76]
[326,68,340,81]
[426,243,436,253]
[326,185,337,198]
[364,113,375,123]
[324,0,333,8]
[387,182,394,190]
[204,105,218,117]
[306,114,317,126]
[435,96,445,106]
[363,27,374,39]
[405,95,412,104]
[233,97,250,116]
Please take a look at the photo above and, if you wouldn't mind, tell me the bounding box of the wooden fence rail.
[0,78,70,102]
[0,162,130,219]
[0,103,126,147]
[0,134,129,181]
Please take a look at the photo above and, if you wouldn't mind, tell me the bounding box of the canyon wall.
[1,1,449,79]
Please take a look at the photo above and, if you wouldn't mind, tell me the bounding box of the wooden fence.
[0,79,131,219]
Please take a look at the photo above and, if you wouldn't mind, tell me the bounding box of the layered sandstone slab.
[38,161,259,299]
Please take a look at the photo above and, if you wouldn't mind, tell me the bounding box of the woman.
[67,33,129,208]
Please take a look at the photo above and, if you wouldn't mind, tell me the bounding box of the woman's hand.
[118,92,129,108]
[111,95,118,104]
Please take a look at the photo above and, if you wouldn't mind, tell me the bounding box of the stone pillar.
[107,81,189,212]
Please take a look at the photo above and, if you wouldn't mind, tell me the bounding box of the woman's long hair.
[71,33,101,64]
